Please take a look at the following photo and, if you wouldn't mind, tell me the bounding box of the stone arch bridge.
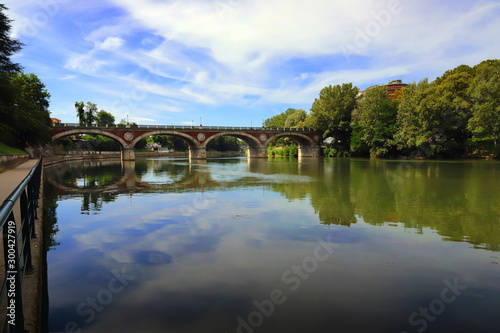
[51,123,322,160]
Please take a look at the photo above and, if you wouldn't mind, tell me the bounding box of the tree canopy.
[0,5,51,148]
[266,59,499,158]
[0,4,23,72]
[467,59,500,151]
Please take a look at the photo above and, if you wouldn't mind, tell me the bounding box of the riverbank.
[0,153,30,173]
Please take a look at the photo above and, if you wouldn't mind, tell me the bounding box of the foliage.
[323,146,350,157]
[134,138,148,150]
[0,5,23,72]
[467,59,500,156]
[309,83,358,154]
[284,109,307,128]
[0,72,51,147]
[81,135,121,151]
[207,135,243,151]
[75,101,98,126]
[269,145,298,157]
[95,110,115,127]
[263,108,310,129]
[117,118,138,128]
[151,135,188,152]
[263,108,296,128]
[0,141,27,155]
[351,86,398,157]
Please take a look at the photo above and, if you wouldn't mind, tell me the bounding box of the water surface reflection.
[44,158,500,333]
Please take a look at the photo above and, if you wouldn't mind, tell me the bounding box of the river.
[43,157,500,333]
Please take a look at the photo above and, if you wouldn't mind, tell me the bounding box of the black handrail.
[0,158,43,333]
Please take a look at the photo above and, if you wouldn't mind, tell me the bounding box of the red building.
[385,79,408,98]
[357,79,408,99]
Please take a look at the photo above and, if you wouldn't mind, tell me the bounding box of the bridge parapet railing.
[0,158,42,333]
[52,123,316,132]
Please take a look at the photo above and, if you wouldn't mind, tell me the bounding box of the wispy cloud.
[4,0,500,124]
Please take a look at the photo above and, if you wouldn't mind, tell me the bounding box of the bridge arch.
[202,132,266,157]
[132,130,204,159]
[51,129,129,147]
[264,132,321,158]
[131,130,199,148]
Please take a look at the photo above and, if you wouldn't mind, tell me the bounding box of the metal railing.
[52,123,315,132]
[0,158,43,333]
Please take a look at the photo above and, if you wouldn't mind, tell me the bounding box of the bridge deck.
[53,123,315,132]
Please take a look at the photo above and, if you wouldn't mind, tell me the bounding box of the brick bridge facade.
[51,124,322,160]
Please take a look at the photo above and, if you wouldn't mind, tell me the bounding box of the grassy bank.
[0,142,27,155]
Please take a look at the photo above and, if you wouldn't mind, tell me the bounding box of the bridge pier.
[189,147,207,159]
[121,147,135,161]
[298,145,322,158]
[247,146,268,158]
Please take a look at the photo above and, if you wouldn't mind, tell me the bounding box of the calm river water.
[43,157,500,333]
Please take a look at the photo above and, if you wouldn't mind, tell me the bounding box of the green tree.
[85,102,97,126]
[351,86,398,157]
[284,109,307,128]
[152,135,188,152]
[467,59,500,156]
[264,108,307,148]
[75,101,85,125]
[424,64,474,157]
[309,83,358,155]
[207,136,242,151]
[75,102,101,126]
[394,79,432,157]
[2,72,51,147]
[95,110,115,127]
[263,108,297,128]
[0,5,23,72]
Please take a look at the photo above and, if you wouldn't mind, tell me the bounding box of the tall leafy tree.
[95,110,115,127]
[263,108,297,128]
[5,72,51,146]
[309,83,358,154]
[467,59,500,155]
[74,101,98,126]
[0,7,51,148]
[0,4,23,72]
[284,109,307,128]
[75,101,85,125]
[85,102,97,126]
[352,86,397,157]
[423,64,474,157]
[394,79,432,157]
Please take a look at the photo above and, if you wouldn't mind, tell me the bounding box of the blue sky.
[5,0,500,126]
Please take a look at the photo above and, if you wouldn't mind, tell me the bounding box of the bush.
[269,146,298,157]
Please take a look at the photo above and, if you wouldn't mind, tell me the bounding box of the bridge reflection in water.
[43,157,500,333]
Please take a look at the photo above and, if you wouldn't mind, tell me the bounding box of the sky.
[4,0,500,126]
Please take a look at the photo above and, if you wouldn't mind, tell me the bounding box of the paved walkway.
[0,158,43,333]
[0,159,39,202]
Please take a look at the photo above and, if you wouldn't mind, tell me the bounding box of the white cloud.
[99,36,125,50]
[102,0,500,97]
[65,53,107,73]
[7,0,499,123]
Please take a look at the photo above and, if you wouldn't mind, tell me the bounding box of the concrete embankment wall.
[0,154,30,173]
